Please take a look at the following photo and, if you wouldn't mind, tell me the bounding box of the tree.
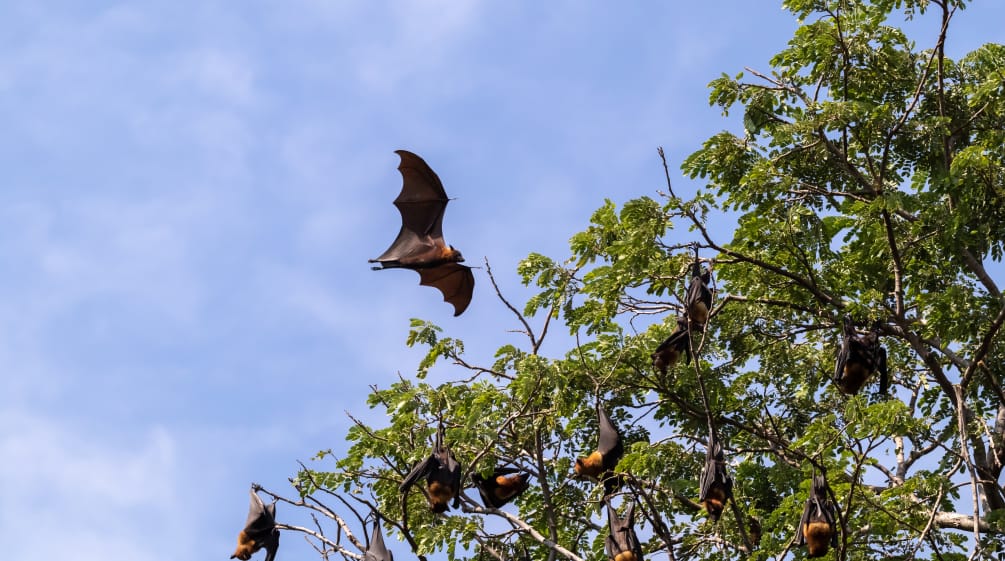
[252,1,1005,559]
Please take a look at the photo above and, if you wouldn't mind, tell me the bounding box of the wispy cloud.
[0,410,180,561]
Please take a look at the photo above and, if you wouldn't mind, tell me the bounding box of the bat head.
[447,245,465,263]
[573,451,603,477]
[430,500,450,514]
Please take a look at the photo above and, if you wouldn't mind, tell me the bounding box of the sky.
[1,2,1002,561]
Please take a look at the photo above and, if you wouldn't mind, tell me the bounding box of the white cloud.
[0,411,180,561]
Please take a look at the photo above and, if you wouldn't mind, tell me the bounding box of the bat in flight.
[795,474,838,558]
[471,466,531,508]
[231,484,280,561]
[363,517,394,561]
[369,150,475,316]
[833,316,888,395]
[605,498,644,561]
[699,426,733,522]
[685,262,712,329]
[574,403,625,495]
[651,316,692,375]
[400,423,462,513]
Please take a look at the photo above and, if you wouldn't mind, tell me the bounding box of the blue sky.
[1,2,1002,560]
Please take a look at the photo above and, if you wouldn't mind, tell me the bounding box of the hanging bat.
[685,262,712,328]
[747,516,762,547]
[471,466,531,508]
[833,316,888,395]
[605,499,644,561]
[231,484,280,561]
[363,517,394,561]
[369,150,475,316]
[574,403,624,495]
[795,474,837,558]
[698,426,733,522]
[399,423,462,513]
[651,316,692,375]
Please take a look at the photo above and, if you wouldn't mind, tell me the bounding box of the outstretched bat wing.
[417,263,474,316]
[375,150,449,262]
[399,455,435,494]
[393,150,449,239]
[364,519,394,561]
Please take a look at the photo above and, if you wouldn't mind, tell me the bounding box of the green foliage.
[280,2,1005,560]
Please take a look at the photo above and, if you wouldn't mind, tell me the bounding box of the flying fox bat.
[575,403,624,495]
[651,317,692,375]
[795,474,837,558]
[833,316,888,395]
[472,466,531,508]
[747,516,762,547]
[399,424,462,513]
[685,263,712,328]
[363,518,394,561]
[231,485,280,561]
[605,499,644,561]
[369,150,474,316]
[699,427,733,522]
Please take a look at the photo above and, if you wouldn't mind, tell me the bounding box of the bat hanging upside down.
[399,423,462,513]
[833,315,888,395]
[363,516,394,561]
[651,316,692,375]
[574,403,625,495]
[605,498,644,561]
[369,150,475,316]
[471,466,531,508]
[231,484,280,561]
[795,474,838,558]
[699,426,733,522]
[685,261,712,328]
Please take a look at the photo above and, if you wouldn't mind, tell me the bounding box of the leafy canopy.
[258,2,1005,560]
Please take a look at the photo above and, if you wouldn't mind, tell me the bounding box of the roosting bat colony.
[231,150,891,560]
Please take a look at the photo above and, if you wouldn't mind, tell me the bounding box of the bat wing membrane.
[399,456,434,493]
[606,500,642,559]
[364,519,393,561]
[833,318,853,383]
[243,489,277,535]
[393,150,449,240]
[597,405,623,460]
[417,264,474,316]
[795,498,812,546]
